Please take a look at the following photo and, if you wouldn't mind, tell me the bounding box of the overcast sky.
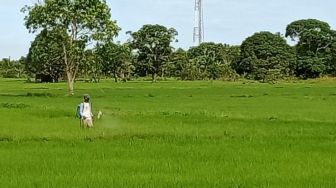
[1,0,335,59]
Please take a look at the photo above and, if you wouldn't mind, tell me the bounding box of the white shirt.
[82,102,92,120]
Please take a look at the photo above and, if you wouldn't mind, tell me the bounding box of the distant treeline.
[5,0,336,95]
[1,19,336,83]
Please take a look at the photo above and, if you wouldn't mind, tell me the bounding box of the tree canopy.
[286,19,336,78]
[96,42,132,82]
[26,29,66,82]
[237,32,296,81]
[188,42,239,80]
[129,24,178,82]
[15,10,336,83]
[22,0,119,94]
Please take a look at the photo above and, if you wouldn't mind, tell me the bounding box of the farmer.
[80,94,94,128]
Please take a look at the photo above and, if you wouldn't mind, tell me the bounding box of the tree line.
[0,0,335,95]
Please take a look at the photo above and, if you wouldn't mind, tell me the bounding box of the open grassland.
[0,79,336,187]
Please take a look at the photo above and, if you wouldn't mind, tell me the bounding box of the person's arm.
[80,103,84,118]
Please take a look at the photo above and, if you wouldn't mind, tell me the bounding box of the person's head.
[83,94,90,103]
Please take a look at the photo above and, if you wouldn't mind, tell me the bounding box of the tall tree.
[22,0,119,94]
[15,57,26,78]
[169,48,201,80]
[79,49,102,83]
[167,48,189,78]
[96,42,132,82]
[286,19,335,78]
[129,24,177,82]
[0,58,20,78]
[26,29,66,82]
[237,32,296,81]
[329,36,336,75]
[188,42,239,80]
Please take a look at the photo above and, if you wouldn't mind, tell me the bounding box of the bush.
[296,56,325,79]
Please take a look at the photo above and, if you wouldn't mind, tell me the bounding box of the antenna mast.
[193,0,204,46]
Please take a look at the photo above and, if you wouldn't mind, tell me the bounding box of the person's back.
[82,102,92,119]
[81,94,93,128]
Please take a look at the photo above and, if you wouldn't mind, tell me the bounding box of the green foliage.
[22,0,120,93]
[188,42,223,80]
[0,58,25,78]
[286,19,336,78]
[167,48,190,79]
[327,40,336,75]
[129,24,178,82]
[296,56,325,78]
[96,42,133,82]
[285,19,331,41]
[78,49,103,83]
[237,32,296,82]
[22,0,119,42]
[26,29,66,82]
[18,10,336,82]
[188,42,239,80]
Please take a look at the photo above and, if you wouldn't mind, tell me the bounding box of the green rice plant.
[0,79,336,187]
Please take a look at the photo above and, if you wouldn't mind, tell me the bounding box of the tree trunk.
[152,72,157,83]
[161,68,165,78]
[64,44,80,95]
[120,70,126,82]
[67,71,75,95]
[114,70,118,83]
[63,43,76,95]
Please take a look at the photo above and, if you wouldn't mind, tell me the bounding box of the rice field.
[0,79,336,187]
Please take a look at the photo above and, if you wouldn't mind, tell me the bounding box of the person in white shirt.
[80,94,93,128]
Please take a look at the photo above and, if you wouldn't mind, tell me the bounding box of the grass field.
[0,79,336,187]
